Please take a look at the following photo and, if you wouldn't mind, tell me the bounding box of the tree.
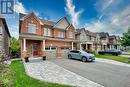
[121,28,130,47]
[10,37,20,55]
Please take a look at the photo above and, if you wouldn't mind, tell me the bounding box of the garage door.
[45,47,56,59]
[60,47,69,58]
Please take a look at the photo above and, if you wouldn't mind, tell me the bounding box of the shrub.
[0,51,14,87]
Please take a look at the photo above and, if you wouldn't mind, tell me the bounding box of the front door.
[33,43,39,56]
[30,44,33,56]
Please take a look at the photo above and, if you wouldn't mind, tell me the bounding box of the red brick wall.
[45,41,71,48]
[66,25,75,39]
[53,28,65,38]
[21,14,42,35]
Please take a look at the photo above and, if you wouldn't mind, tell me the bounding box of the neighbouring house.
[98,32,109,51]
[76,28,98,52]
[19,12,78,59]
[108,35,119,50]
[0,16,11,55]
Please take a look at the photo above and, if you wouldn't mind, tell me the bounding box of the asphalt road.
[49,58,130,87]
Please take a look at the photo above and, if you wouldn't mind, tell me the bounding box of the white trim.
[72,42,73,50]
[23,38,26,51]
[43,40,45,51]
[80,43,82,50]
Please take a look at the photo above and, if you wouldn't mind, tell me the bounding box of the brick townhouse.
[19,12,78,59]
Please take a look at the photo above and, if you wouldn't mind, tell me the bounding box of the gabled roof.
[109,35,117,39]
[98,32,109,39]
[0,17,11,37]
[76,28,97,37]
[40,19,55,26]
[66,24,75,30]
[53,17,70,30]
[75,28,85,34]
[19,12,43,24]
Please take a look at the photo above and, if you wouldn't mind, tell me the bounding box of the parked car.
[68,50,95,62]
[98,50,122,56]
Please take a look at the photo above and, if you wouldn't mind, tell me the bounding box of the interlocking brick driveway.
[24,58,103,87]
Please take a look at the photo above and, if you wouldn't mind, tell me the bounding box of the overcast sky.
[3,0,130,38]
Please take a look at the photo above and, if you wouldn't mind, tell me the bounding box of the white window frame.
[28,23,36,33]
[57,31,64,38]
[68,32,73,38]
[44,28,51,36]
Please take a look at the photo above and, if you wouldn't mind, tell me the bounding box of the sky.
[2,0,130,38]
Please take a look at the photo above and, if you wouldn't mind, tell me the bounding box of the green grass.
[122,54,130,55]
[7,60,72,87]
[95,54,130,64]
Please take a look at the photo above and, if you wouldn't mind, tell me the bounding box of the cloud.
[14,1,27,14]
[85,0,130,36]
[65,0,83,28]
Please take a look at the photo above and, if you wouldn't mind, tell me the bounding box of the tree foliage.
[10,37,20,54]
[121,28,130,46]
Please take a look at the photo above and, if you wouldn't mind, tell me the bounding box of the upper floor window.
[44,28,51,36]
[28,23,36,33]
[58,31,64,38]
[68,32,73,38]
[0,26,2,34]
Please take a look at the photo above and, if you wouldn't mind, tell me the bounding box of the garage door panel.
[61,47,69,58]
[45,46,56,59]
[46,51,56,58]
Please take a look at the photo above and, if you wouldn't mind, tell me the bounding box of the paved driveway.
[49,58,130,87]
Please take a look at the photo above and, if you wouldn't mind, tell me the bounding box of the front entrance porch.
[21,38,46,59]
[80,42,93,51]
[21,38,76,59]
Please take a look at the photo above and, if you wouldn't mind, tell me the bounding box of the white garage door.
[60,47,69,58]
[45,47,56,59]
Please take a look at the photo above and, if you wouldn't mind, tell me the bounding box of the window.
[57,31,64,38]
[68,32,73,38]
[51,47,56,50]
[0,26,2,34]
[45,46,56,50]
[44,28,51,36]
[60,47,69,50]
[70,50,79,53]
[28,23,36,33]
[45,47,50,50]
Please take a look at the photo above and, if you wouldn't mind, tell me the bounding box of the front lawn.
[7,60,72,87]
[95,54,130,64]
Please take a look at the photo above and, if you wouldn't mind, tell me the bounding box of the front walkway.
[24,58,103,87]
[95,58,130,67]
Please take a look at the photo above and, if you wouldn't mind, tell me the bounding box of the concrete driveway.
[49,58,130,87]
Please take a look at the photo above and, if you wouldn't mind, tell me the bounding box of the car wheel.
[82,57,87,62]
[68,55,72,59]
